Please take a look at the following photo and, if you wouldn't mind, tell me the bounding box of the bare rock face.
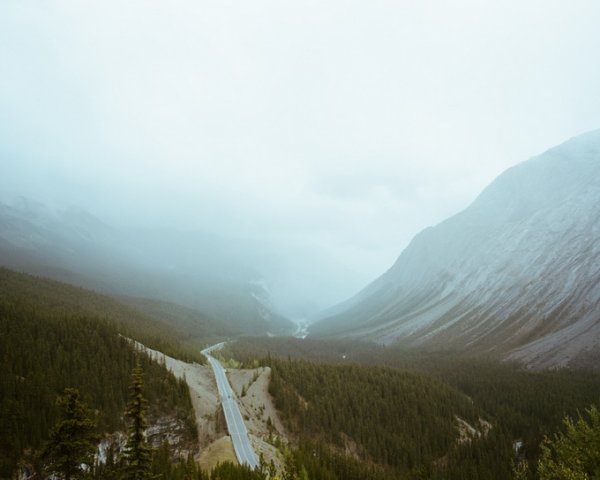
[94,417,195,466]
[146,417,197,458]
[312,129,600,369]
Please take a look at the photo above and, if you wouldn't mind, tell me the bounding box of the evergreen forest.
[0,269,280,480]
[0,300,196,477]
[0,268,212,363]
[229,337,600,479]
[2,267,599,479]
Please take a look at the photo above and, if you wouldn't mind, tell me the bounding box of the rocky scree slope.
[312,130,600,369]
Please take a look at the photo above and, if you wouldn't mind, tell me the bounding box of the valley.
[1,243,600,478]
[3,2,600,477]
[1,133,600,479]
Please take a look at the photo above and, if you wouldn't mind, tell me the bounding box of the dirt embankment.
[136,343,236,467]
[139,342,289,472]
[227,367,288,471]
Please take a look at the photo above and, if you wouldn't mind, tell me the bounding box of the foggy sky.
[2,0,600,285]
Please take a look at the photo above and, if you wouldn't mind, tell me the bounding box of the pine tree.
[122,362,153,480]
[42,388,98,480]
[537,404,600,480]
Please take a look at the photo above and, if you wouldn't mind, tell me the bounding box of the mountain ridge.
[311,129,600,368]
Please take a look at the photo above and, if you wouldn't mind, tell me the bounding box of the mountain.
[311,129,600,369]
[0,199,293,336]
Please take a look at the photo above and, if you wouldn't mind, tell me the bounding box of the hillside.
[229,336,600,479]
[0,200,294,335]
[0,301,197,477]
[0,267,210,362]
[311,130,600,368]
[0,270,291,480]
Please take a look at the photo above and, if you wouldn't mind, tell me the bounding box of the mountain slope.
[0,200,293,335]
[0,293,197,477]
[0,267,214,362]
[311,129,600,368]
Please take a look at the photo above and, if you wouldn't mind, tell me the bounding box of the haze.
[2,0,600,316]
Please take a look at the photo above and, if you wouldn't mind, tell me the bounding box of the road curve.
[201,343,259,469]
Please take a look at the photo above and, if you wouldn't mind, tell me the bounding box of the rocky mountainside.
[311,130,600,368]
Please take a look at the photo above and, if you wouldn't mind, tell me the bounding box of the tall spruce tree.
[43,388,98,480]
[122,361,153,480]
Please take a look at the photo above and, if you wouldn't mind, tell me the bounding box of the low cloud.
[1,0,600,309]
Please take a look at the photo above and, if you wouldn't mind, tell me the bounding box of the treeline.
[0,267,209,363]
[0,301,196,477]
[231,337,600,478]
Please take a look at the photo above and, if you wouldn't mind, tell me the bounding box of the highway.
[201,343,259,469]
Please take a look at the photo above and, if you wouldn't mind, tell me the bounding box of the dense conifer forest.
[0,268,284,480]
[230,337,600,478]
[3,266,599,479]
[0,269,280,480]
[0,268,208,362]
[267,358,479,477]
[0,301,196,477]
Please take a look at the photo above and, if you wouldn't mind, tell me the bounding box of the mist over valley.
[2,1,600,479]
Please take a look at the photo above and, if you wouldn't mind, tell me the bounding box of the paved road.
[201,343,259,469]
